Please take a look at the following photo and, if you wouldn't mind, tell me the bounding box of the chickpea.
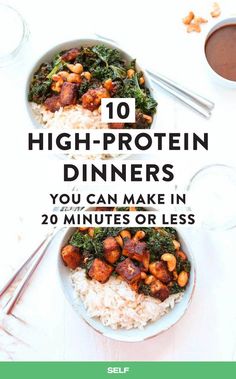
[79,227,89,231]
[67,63,83,74]
[81,71,92,81]
[127,69,135,78]
[177,271,189,287]
[139,76,145,85]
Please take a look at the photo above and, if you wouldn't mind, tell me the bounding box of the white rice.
[71,268,183,330]
[30,102,119,160]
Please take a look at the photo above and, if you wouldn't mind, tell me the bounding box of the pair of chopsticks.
[0,228,58,316]
[95,34,214,118]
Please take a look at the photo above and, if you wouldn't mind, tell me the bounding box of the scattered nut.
[187,23,201,33]
[182,11,194,25]
[211,2,221,18]
[81,71,92,81]
[194,16,208,24]
[161,253,177,272]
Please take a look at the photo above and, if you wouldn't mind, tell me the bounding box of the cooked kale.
[162,227,178,239]
[28,63,53,103]
[138,282,151,296]
[146,230,175,261]
[176,259,191,274]
[116,74,157,115]
[169,282,184,294]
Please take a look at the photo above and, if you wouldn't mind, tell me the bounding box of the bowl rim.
[57,208,196,342]
[25,37,158,161]
[203,16,236,87]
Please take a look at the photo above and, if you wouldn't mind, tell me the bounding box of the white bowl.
[25,38,157,129]
[204,17,236,88]
[57,214,196,342]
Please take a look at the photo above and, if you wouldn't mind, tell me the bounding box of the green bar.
[0,362,235,379]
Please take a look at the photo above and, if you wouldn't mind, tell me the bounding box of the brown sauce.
[205,24,236,81]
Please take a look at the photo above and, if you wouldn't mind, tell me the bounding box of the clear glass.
[187,164,236,230]
[0,3,30,67]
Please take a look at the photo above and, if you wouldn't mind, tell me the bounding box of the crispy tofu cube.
[44,95,61,112]
[116,258,141,284]
[122,239,147,262]
[149,261,171,284]
[103,237,121,264]
[88,258,113,283]
[59,82,77,107]
[150,280,170,301]
[61,244,81,269]
[61,48,79,62]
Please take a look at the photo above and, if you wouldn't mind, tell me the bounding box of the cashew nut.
[133,230,146,241]
[145,275,155,285]
[81,71,92,80]
[120,230,131,240]
[143,114,153,124]
[173,239,180,250]
[161,253,177,272]
[187,23,201,33]
[182,11,194,25]
[67,63,83,74]
[177,271,189,287]
[67,73,81,83]
[51,74,64,92]
[115,235,123,247]
[211,2,221,18]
